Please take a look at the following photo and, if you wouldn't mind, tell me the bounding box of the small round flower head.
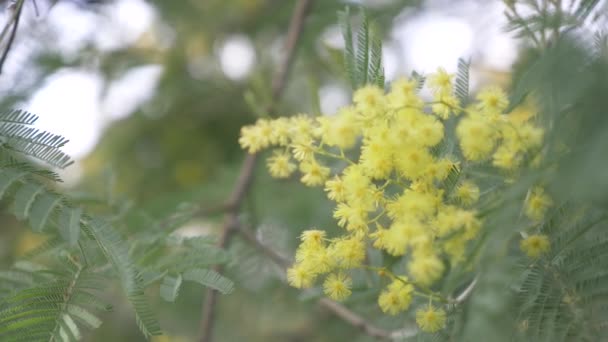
[287,264,316,289]
[427,67,454,96]
[456,115,499,161]
[333,203,368,232]
[269,117,291,146]
[416,305,447,333]
[266,150,296,178]
[324,176,346,202]
[387,77,423,109]
[300,229,326,245]
[432,94,460,120]
[377,277,414,315]
[239,122,271,153]
[291,139,315,162]
[455,181,480,206]
[318,107,360,149]
[408,251,445,286]
[353,85,386,119]
[476,86,509,114]
[520,234,550,258]
[323,273,352,301]
[524,187,552,221]
[299,159,330,187]
[492,145,520,170]
[330,237,366,268]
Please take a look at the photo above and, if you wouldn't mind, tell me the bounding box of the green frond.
[28,192,63,233]
[368,23,384,88]
[0,110,38,125]
[182,268,234,295]
[81,218,161,337]
[338,7,384,89]
[11,183,46,222]
[355,9,369,87]
[454,58,470,107]
[57,207,82,247]
[411,70,426,91]
[0,266,109,342]
[338,7,356,88]
[0,124,73,169]
[160,274,182,302]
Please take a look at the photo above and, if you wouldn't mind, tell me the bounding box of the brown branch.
[0,0,25,75]
[198,1,314,341]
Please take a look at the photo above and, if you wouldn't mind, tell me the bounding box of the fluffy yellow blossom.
[476,86,509,113]
[333,203,368,232]
[324,176,346,202]
[387,78,423,109]
[387,190,437,221]
[317,107,360,149]
[411,115,444,147]
[299,158,330,186]
[287,264,316,289]
[330,237,366,268]
[520,234,550,258]
[432,94,460,119]
[238,67,547,320]
[353,85,386,119]
[381,220,428,256]
[456,115,499,161]
[291,138,315,162]
[239,123,268,153]
[323,273,352,301]
[525,187,552,221]
[427,68,454,96]
[268,117,291,146]
[359,136,394,179]
[266,150,296,178]
[416,305,446,333]
[395,146,434,180]
[492,145,520,170]
[300,229,326,245]
[408,251,445,286]
[378,278,414,315]
[289,115,316,142]
[455,181,480,205]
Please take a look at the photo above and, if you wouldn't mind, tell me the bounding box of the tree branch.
[198,1,314,341]
[0,0,25,75]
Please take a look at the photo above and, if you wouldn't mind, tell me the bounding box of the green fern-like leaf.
[160,274,182,302]
[0,109,72,169]
[0,265,110,342]
[338,7,356,88]
[182,268,234,295]
[454,58,470,107]
[82,218,161,337]
[355,10,369,87]
[0,110,38,125]
[338,7,384,89]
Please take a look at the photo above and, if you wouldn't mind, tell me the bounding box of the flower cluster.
[239,68,549,333]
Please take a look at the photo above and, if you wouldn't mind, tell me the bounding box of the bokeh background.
[0,0,606,341]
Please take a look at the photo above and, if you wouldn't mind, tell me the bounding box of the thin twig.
[197,1,313,341]
[0,0,25,75]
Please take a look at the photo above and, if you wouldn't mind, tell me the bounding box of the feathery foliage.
[338,7,385,89]
[0,110,234,341]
